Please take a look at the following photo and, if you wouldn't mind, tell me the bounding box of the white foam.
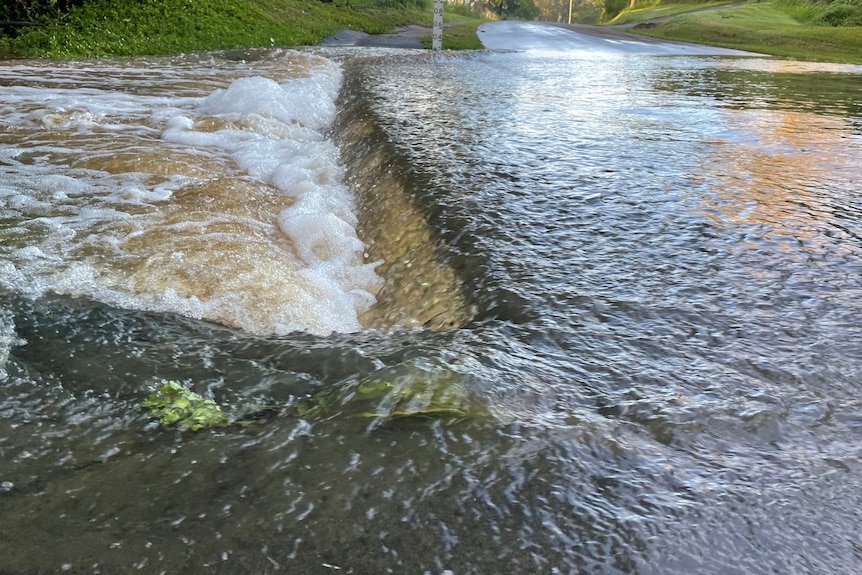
[159,60,382,334]
[0,306,25,381]
[0,53,381,336]
[197,75,338,131]
[116,183,176,203]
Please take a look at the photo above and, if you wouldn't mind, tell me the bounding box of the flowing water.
[1,42,862,574]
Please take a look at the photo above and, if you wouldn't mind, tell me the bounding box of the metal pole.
[433,0,444,50]
[568,0,573,24]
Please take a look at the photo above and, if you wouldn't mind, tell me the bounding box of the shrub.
[1,0,83,22]
[364,0,430,8]
[779,0,862,26]
[818,1,862,25]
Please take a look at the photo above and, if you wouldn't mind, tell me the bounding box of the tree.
[487,0,540,18]
[530,0,614,23]
[512,0,540,19]
[599,0,628,22]
[2,0,83,27]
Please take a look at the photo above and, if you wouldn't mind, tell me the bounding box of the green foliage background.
[1,0,81,22]
[2,0,860,61]
[0,0,436,57]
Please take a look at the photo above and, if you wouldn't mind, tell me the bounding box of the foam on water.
[0,306,18,380]
[0,52,382,336]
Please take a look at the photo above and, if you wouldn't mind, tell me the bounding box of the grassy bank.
[608,0,738,25]
[0,0,480,58]
[614,0,862,63]
[419,20,485,49]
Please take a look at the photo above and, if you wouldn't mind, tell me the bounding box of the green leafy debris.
[296,358,486,425]
[143,380,228,431]
[142,360,489,433]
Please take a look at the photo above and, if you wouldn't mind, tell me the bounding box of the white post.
[433,0,444,50]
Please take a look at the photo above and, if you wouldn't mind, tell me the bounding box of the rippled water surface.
[2,45,862,574]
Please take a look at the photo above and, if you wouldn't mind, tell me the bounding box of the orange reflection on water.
[697,107,857,242]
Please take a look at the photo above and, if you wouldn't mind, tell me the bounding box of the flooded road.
[1,33,862,575]
[478,20,760,55]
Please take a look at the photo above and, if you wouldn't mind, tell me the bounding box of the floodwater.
[2,28,862,575]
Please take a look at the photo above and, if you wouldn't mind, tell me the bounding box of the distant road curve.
[477,20,761,56]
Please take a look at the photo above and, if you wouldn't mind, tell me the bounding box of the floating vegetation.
[142,380,228,431]
[296,358,487,426]
[143,360,486,432]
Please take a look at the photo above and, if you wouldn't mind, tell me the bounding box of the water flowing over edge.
[0,52,386,337]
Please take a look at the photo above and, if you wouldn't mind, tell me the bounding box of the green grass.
[419,19,485,50]
[608,1,737,25]
[623,0,862,63]
[0,0,483,58]
[778,0,862,25]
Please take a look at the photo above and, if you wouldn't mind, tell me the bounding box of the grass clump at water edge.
[419,19,485,49]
